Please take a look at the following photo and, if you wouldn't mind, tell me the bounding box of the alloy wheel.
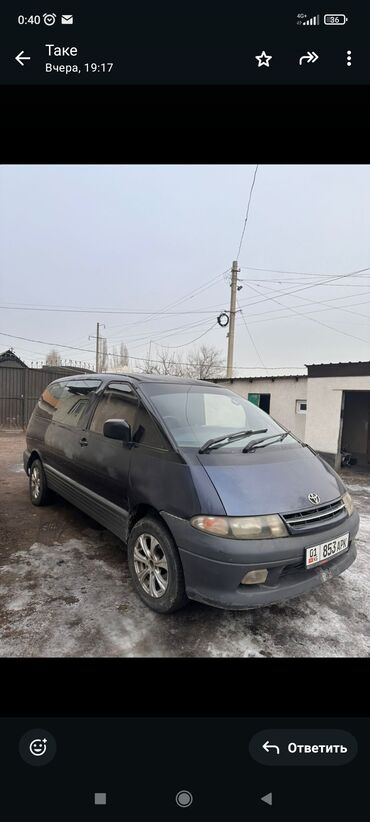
[133,533,168,598]
[31,466,41,500]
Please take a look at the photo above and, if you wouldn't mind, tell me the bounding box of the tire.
[29,458,51,506]
[127,516,188,614]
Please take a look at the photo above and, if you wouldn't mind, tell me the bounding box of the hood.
[196,443,345,516]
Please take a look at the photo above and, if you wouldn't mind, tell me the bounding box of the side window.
[133,404,169,450]
[38,379,101,426]
[53,381,101,427]
[89,387,138,435]
[38,381,69,420]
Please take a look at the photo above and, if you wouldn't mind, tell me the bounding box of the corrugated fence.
[0,366,90,429]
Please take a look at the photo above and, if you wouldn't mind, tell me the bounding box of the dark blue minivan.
[24,373,359,613]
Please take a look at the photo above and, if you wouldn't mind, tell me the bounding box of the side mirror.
[103,418,132,443]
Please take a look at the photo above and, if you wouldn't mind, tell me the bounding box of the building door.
[247,392,270,413]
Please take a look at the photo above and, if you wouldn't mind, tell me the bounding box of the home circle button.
[176,790,193,808]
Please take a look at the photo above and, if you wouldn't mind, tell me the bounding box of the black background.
[2,659,368,716]
[1,715,368,820]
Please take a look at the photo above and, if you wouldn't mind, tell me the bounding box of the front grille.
[282,498,346,534]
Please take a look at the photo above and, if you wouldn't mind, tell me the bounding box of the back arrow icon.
[299,51,319,65]
[15,51,31,66]
[262,740,280,754]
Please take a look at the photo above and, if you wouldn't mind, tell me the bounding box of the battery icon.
[324,14,348,25]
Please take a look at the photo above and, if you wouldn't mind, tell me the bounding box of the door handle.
[80,437,88,447]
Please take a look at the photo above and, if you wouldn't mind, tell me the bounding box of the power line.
[156,322,218,349]
[244,281,370,346]
[242,280,370,322]
[117,317,214,349]
[237,287,370,323]
[237,299,267,372]
[104,267,230,335]
[247,279,370,287]
[236,165,259,259]
[0,305,225,316]
[0,330,305,371]
[236,266,370,313]
[240,265,370,279]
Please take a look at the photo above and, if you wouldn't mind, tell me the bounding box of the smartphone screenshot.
[0,162,369,819]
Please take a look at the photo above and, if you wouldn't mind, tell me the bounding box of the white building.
[213,360,370,471]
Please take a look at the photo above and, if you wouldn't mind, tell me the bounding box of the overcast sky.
[1,164,370,376]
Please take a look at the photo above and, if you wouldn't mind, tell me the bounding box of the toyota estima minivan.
[24,373,359,614]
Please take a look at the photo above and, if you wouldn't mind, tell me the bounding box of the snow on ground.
[0,513,369,658]
[1,435,369,657]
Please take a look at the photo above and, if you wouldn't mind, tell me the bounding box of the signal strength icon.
[303,14,320,25]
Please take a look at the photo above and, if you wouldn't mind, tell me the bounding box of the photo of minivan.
[24,373,359,614]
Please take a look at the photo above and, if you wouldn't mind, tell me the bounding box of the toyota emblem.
[308,492,320,505]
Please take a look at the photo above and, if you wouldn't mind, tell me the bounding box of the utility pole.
[89,322,105,373]
[95,322,100,373]
[226,260,239,378]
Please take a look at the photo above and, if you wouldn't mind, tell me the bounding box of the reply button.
[249,730,357,766]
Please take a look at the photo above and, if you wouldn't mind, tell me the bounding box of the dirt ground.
[1,432,369,657]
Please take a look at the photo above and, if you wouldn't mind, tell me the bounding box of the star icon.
[255,50,272,67]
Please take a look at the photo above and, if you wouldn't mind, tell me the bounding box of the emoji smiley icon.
[29,738,48,757]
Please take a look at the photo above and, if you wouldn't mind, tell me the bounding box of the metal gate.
[0,366,91,430]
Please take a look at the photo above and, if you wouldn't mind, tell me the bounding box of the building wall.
[305,375,370,466]
[215,378,308,439]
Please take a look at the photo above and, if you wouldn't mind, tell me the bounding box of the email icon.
[61,14,74,24]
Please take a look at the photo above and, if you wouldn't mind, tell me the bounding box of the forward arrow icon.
[299,51,319,65]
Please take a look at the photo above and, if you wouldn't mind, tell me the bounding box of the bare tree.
[186,345,224,380]
[109,345,118,370]
[108,342,129,371]
[119,342,129,368]
[45,349,62,366]
[139,348,186,376]
[100,338,108,372]
[138,344,224,379]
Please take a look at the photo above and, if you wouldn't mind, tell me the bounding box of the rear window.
[37,379,101,424]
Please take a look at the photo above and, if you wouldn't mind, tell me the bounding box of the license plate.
[305,533,349,568]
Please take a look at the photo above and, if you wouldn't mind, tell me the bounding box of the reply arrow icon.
[15,51,31,66]
[299,51,319,65]
[262,740,280,754]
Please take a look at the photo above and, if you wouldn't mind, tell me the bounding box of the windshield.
[144,384,295,450]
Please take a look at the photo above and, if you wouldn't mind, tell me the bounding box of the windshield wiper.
[242,432,289,453]
[199,428,268,454]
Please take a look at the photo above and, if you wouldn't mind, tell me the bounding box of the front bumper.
[161,509,360,610]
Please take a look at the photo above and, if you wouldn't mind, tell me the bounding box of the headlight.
[342,491,354,516]
[190,514,288,539]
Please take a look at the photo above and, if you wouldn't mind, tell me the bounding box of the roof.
[0,349,27,367]
[306,361,370,378]
[41,364,94,373]
[212,374,306,382]
[305,360,370,367]
[50,372,220,387]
